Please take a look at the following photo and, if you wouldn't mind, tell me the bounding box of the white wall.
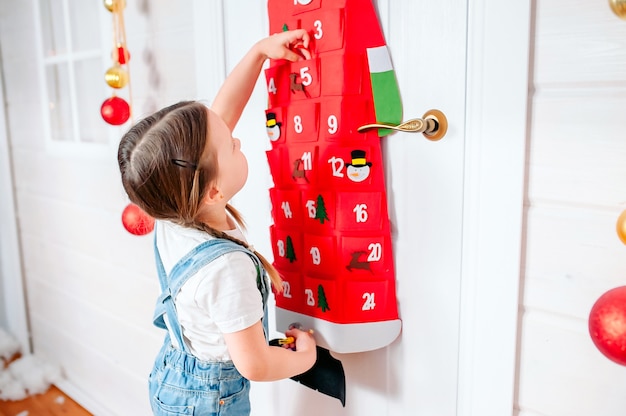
[516,1,626,415]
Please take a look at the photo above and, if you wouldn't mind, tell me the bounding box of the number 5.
[300,67,312,86]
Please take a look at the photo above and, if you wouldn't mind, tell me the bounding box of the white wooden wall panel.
[528,93,626,207]
[518,311,626,416]
[534,1,626,87]
[11,150,125,211]
[20,235,158,331]
[29,315,150,415]
[525,207,626,293]
[518,0,626,414]
[26,274,159,376]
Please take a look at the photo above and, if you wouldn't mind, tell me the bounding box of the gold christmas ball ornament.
[105,65,129,89]
[103,0,125,12]
[616,209,626,245]
[610,0,626,19]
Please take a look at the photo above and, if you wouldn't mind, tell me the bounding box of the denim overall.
[148,237,270,416]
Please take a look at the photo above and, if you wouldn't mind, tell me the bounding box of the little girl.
[117,30,316,415]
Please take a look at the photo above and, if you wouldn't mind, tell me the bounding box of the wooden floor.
[0,385,92,416]
[0,354,91,416]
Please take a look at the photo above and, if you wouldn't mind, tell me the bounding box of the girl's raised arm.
[211,29,310,131]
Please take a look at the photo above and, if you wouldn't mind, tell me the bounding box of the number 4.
[268,77,277,95]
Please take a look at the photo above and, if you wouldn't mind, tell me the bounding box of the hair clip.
[171,159,197,170]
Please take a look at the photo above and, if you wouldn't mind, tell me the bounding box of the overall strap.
[152,236,268,352]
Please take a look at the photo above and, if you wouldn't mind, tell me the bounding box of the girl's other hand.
[284,327,317,367]
[284,327,316,351]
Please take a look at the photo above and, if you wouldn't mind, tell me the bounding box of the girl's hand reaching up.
[257,29,311,62]
[212,29,311,129]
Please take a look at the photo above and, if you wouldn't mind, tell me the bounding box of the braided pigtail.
[250,249,283,293]
[192,205,283,293]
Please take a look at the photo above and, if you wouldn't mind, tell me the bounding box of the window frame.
[34,0,127,158]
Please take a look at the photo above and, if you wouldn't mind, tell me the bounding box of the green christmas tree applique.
[314,194,330,224]
[317,284,330,312]
[285,235,296,263]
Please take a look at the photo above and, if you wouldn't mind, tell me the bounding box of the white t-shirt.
[155,220,264,361]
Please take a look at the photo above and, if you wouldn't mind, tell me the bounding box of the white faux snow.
[0,328,20,361]
[0,328,63,401]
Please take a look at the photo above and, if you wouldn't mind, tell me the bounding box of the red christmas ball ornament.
[121,203,154,236]
[101,96,130,125]
[589,286,626,366]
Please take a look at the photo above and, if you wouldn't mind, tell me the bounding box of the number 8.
[294,115,303,133]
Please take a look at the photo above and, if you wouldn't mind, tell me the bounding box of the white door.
[195,0,530,415]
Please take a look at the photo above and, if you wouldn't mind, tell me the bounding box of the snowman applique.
[346,150,372,183]
[266,112,282,142]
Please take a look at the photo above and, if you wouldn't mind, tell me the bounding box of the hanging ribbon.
[101,0,132,125]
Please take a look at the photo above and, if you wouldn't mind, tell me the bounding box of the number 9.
[327,115,338,134]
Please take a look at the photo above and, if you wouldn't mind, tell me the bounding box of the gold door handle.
[357,109,448,141]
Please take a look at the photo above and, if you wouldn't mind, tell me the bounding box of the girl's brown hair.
[118,100,282,291]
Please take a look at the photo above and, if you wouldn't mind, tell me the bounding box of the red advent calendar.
[266,0,402,353]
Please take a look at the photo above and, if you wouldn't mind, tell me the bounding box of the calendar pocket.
[286,144,318,186]
[320,53,364,96]
[301,189,335,231]
[270,226,301,271]
[285,101,319,143]
[266,148,286,188]
[265,63,291,107]
[335,192,384,231]
[302,233,337,274]
[289,58,321,101]
[320,144,384,189]
[300,8,345,54]
[269,17,299,36]
[270,188,303,227]
[288,0,321,15]
[302,276,339,322]
[274,272,303,312]
[318,96,371,141]
[344,279,393,322]
[340,235,392,275]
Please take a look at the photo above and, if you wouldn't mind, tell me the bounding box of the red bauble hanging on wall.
[588,285,626,366]
[101,96,130,125]
[102,0,132,125]
[121,203,155,236]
